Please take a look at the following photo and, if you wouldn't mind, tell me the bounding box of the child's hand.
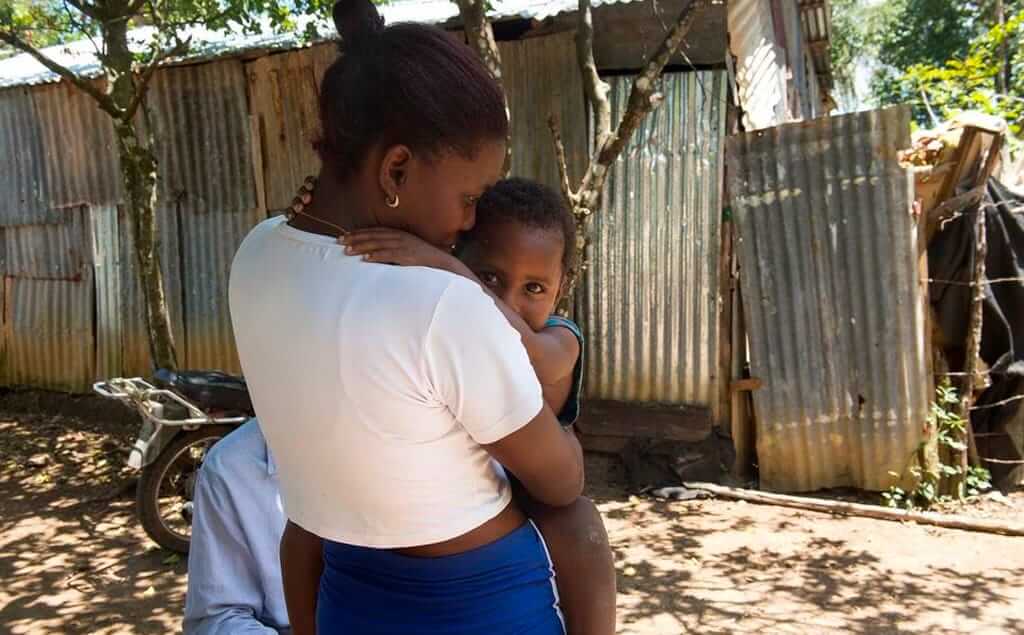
[341,228,464,273]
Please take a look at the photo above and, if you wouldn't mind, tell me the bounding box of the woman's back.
[229,217,543,548]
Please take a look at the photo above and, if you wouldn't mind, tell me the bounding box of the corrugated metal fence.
[726,106,929,492]
[579,71,727,407]
[0,32,640,394]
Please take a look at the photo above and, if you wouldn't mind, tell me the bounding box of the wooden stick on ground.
[682,482,1024,537]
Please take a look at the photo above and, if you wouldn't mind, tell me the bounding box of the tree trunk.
[454,0,512,175]
[103,10,178,371]
[116,121,178,370]
[557,0,708,289]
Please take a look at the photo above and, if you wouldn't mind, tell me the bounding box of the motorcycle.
[93,370,254,553]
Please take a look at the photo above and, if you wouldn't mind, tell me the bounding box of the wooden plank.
[576,400,712,443]
[539,0,726,69]
[498,32,587,190]
[245,45,334,212]
[578,433,630,455]
[730,377,763,393]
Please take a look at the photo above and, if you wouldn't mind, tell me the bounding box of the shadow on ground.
[0,392,187,635]
[592,471,1024,634]
[3,393,1023,635]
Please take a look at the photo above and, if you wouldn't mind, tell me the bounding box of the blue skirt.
[317,520,565,634]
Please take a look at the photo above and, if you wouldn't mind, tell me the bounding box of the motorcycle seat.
[152,369,255,416]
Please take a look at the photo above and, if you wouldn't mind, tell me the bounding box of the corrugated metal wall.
[726,107,929,492]
[0,83,108,391]
[90,204,121,379]
[148,60,261,374]
[116,201,186,377]
[0,87,51,224]
[2,206,95,391]
[500,31,587,189]
[33,81,123,209]
[0,31,609,391]
[727,0,787,131]
[578,71,726,407]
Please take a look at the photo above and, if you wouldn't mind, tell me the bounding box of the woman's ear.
[378,144,412,203]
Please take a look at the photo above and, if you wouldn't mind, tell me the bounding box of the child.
[341,178,616,635]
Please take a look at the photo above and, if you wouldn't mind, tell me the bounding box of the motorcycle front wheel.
[137,426,234,553]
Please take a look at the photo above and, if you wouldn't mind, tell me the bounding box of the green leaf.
[162,552,181,566]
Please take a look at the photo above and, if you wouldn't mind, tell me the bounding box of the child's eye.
[525,282,546,295]
[479,272,499,287]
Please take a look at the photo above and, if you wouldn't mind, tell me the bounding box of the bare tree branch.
[577,0,612,149]
[62,0,105,60]
[0,29,118,116]
[123,36,191,120]
[576,0,707,212]
[65,0,101,20]
[547,113,577,206]
[598,0,707,166]
[454,0,512,173]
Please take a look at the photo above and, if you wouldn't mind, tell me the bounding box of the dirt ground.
[1,391,1022,635]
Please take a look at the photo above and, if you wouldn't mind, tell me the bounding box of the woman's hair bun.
[332,0,384,50]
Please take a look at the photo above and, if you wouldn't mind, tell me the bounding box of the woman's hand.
[341,228,469,275]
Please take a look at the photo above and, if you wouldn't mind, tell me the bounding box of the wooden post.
[949,196,986,495]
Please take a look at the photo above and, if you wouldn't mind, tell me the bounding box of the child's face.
[459,219,565,332]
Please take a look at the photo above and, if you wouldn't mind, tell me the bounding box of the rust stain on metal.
[727,106,928,492]
[579,71,727,407]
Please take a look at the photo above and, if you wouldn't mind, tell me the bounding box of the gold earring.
[386,193,400,208]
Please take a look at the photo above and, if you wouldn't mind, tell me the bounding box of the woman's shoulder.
[366,265,475,308]
[349,266,497,339]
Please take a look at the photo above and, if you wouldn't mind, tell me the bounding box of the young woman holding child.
[229,1,615,633]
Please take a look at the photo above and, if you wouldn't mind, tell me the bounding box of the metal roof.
[0,0,645,90]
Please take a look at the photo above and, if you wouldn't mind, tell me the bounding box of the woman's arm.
[279,521,323,635]
[423,275,585,507]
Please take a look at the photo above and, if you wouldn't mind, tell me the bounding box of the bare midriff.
[393,501,527,558]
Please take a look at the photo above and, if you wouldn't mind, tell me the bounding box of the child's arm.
[341,229,579,388]
[532,326,579,415]
[279,520,323,635]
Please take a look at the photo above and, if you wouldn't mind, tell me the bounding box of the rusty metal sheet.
[147,59,258,216]
[180,206,263,372]
[89,204,122,380]
[500,31,588,189]
[799,0,831,45]
[117,204,185,376]
[245,43,337,213]
[3,208,89,280]
[0,87,51,224]
[728,0,788,131]
[2,271,95,391]
[798,0,833,97]
[578,71,727,407]
[31,80,122,210]
[726,106,929,492]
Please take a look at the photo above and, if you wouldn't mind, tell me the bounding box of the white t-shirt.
[229,217,543,548]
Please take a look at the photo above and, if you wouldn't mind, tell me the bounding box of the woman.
[228,1,584,633]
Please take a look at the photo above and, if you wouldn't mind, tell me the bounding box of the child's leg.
[516,485,616,635]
